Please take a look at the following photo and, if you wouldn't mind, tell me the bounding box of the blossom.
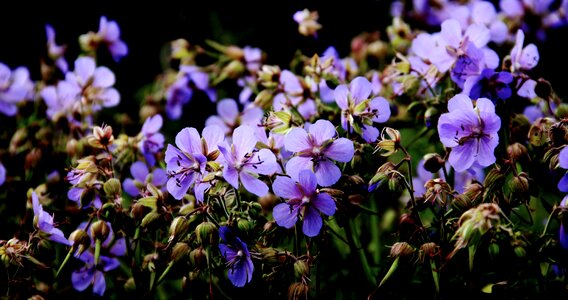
[284,119,354,186]
[0,63,34,116]
[437,94,501,172]
[205,98,263,137]
[334,76,391,142]
[65,56,120,112]
[40,80,81,122]
[559,195,568,249]
[31,191,71,245]
[165,66,214,120]
[122,161,167,197]
[510,29,539,72]
[273,70,317,120]
[219,226,254,287]
[293,9,322,37]
[71,222,126,296]
[463,68,514,102]
[45,24,68,72]
[137,114,165,166]
[96,16,128,62]
[0,162,5,186]
[272,170,336,237]
[218,125,278,197]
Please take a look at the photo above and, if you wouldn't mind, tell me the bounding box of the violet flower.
[284,120,354,186]
[463,68,514,102]
[71,222,126,296]
[205,98,264,137]
[122,161,167,197]
[137,114,165,166]
[510,29,539,72]
[96,16,128,62]
[0,162,5,186]
[273,70,317,120]
[218,125,278,197]
[437,94,501,172]
[334,76,391,142]
[219,226,254,287]
[31,191,71,246]
[45,24,68,72]
[272,169,336,237]
[559,195,568,249]
[166,65,214,120]
[65,56,120,112]
[0,63,34,116]
[40,80,81,122]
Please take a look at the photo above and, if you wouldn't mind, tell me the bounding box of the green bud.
[170,242,190,263]
[508,173,530,195]
[237,219,254,236]
[189,247,208,269]
[488,242,500,260]
[195,221,218,247]
[169,217,190,244]
[69,229,91,256]
[179,203,196,216]
[259,247,279,265]
[103,178,122,196]
[390,242,415,259]
[556,103,568,119]
[141,211,161,228]
[90,220,110,242]
[293,260,310,279]
[124,277,137,292]
[101,203,116,220]
[514,246,526,258]
[254,89,275,110]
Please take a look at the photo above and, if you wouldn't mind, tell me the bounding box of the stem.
[345,218,376,285]
[55,247,74,278]
[94,238,102,266]
[540,207,558,238]
[156,262,173,287]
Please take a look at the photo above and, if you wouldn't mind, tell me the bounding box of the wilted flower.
[88,124,114,149]
[79,16,128,62]
[45,24,68,72]
[31,191,71,245]
[509,29,539,72]
[219,226,254,287]
[272,169,336,237]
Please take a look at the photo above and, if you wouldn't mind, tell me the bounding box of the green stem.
[156,262,174,287]
[94,239,102,266]
[345,218,376,285]
[55,247,74,278]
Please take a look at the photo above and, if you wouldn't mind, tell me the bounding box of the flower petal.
[309,120,337,145]
[285,156,313,182]
[314,160,341,187]
[72,268,94,292]
[298,170,317,194]
[349,76,372,103]
[284,127,311,153]
[302,206,323,237]
[175,127,202,155]
[312,193,336,216]
[240,171,269,197]
[273,176,303,199]
[233,125,258,159]
[273,203,299,229]
[334,84,349,109]
[324,138,354,162]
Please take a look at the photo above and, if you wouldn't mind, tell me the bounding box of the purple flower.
[0,162,5,186]
[559,195,568,249]
[510,29,539,72]
[137,114,165,166]
[0,63,34,116]
[165,128,208,200]
[219,226,254,287]
[284,120,354,186]
[123,161,167,197]
[273,70,317,120]
[65,56,120,111]
[437,94,501,172]
[243,46,262,73]
[45,24,68,72]
[31,191,71,245]
[96,16,128,62]
[463,69,514,102]
[71,222,126,296]
[40,80,81,122]
[272,170,336,237]
[218,125,278,197]
[557,147,568,192]
[166,66,214,120]
[205,98,264,137]
[334,76,391,142]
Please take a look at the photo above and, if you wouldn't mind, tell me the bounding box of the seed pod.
[90,220,110,242]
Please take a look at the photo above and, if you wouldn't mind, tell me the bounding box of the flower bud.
[390,242,415,259]
[508,173,530,195]
[376,127,401,156]
[424,106,440,128]
[514,246,526,258]
[259,247,279,265]
[143,253,158,272]
[507,143,528,162]
[535,78,552,100]
[483,167,505,193]
[170,242,190,263]
[169,217,190,244]
[556,103,568,119]
[189,247,208,269]
[104,178,122,196]
[288,282,309,300]
[124,277,137,292]
[528,117,554,147]
[195,221,218,247]
[141,211,161,228]
[423,153,445,173]
[69,229,91,256]
[131,202,150,220]
[488,242,500,260]
[419,242,439,263]
[90,220,110,242]
[101,202,116,220]
[293,260,310,279]
[88,124,114,149]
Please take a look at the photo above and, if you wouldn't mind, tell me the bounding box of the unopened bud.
[507,143,528,161]
[556,103,568,119]
[259,247,279,265]
[288,282,309,300]
[488,242,500,260]
[514,246,526,258]
[141,211,161,228]
[508,173,530,195]
[293,260,310,279]
[189,247,208,269]
[90,220,110,242]
[535,78,552,100]
[104,178,122,196]
[390,242,415,259]
[195,221,218,247]
[170,242,190,262]
[423,153,445,173]
[124,277,136,292]
[419,242,439,263]
[169,217,190,244]
[69,229,91,256]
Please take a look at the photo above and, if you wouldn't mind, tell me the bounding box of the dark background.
[1,1,567,125]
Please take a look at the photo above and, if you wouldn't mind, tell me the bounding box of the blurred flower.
[122,161,167,197]
[219,226,254,287]
[272,169,336,237]
[40,80,81,122]
[45,24,68,72]
[273,70,317,120]
[96,16,128,62]
[31,191,71,245]
[438,95,501,172]
[137,114,165,166]
[205,98,263,137]
[0,162,5,186]
[463,69,513,102]
[0,63,34,116]
[284,120,354,186]
[165,66,213,120]
[218,125,278,197]
[293,9,322,37]
[557,147,568,192]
